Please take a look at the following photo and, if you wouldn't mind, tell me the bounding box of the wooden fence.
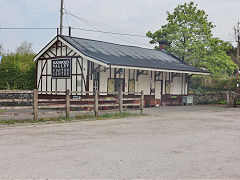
[226,91,240,108]
[0,89,144,120]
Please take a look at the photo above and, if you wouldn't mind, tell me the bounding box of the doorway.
[115,79,124,92]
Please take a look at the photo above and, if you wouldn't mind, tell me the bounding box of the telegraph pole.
[236,35,239,94]
[60,0,64,35]
[234,21,240,107]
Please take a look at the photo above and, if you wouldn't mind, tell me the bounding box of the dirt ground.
[1,105,240,179]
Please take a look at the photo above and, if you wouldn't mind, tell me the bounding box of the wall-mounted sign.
[52,59,71,78]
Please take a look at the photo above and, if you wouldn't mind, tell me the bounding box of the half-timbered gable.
[36,38,88,94]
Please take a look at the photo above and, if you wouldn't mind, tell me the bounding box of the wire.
[64,10,146,37]
[71,27,146,37]
[0,27,58,30]
[63,3,70,27]
[64,9,152,46]
[0,27,236,44]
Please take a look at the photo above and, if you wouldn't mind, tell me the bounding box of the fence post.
[233,92,237,107]
[118,90,123,114]
[140,90,144,114]
[94,90,99,117]
[227,91,230,108]
[66,89,70,118]
[33,89,38,120]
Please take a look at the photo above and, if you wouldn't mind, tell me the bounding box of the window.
[165,80,171,94]
[93,72,99,92]
[150,72,155,95]
[108,79,115,94]
[128,79,135,93]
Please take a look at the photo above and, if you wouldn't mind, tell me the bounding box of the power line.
[0,27,58,30]
[70,27,146,37]
[64,10,146,37]
[0,27,237,43]
[64,9,151,46]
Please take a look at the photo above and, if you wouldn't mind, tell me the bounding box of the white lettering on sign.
[52,59,72,78]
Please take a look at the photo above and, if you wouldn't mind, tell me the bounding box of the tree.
[0,42,36,90]
[0,43,5,56]
[146,1,235,79]
[16,41,34,55]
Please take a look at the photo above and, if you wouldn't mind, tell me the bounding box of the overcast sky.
[0,0,239,53]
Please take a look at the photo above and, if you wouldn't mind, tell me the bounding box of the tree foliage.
[146,1,236,79]
[16,41,33,55]
[0,43,5,56]
[0,42,35,90]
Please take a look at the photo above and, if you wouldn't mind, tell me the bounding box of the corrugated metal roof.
[60,35,208,74]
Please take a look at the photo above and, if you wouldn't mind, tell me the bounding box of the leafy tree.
[146,1,235,79]
[16,41,33,55]
[0,43,5,56]
[0,42,35,90]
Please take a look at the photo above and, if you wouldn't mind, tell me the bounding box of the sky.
[0,0,239,53]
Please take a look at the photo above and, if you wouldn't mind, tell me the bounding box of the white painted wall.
[171,75,182,95]
[99,67,109,94]
[36,40,89,95]
[136,71,151,94]
[155,81,162,99]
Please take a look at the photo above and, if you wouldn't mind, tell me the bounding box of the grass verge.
[0,110,6,114]
[0,112,146,125]
[214,100,240,105]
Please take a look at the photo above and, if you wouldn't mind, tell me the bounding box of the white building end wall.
[37,41,88,94]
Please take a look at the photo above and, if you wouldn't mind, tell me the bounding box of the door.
[155,80,163,105]
[115,79,124,92]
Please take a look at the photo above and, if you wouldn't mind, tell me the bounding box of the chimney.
[159,41,169,51]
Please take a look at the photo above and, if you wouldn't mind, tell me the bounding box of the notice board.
[52,59,71,78]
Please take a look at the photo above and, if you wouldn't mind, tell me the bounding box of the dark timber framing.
[37,40,87,95]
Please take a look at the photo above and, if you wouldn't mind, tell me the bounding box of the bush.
[0,53,35,90]
[190,75,236,92]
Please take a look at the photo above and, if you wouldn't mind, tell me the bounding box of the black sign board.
[52,59,72,78]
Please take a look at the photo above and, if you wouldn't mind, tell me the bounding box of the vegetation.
[146,1,236,79]
[214,100,240,105]
[0,42,36,90]
[0,112,144,125]
[190,76,237,92]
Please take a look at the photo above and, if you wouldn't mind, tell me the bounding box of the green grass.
[0,112,145,125]
[74,112,144,121]
[0,110,6,114]
[215,100,240,105]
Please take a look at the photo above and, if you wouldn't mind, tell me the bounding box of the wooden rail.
[226,91,240,108]
[0,89,144,120]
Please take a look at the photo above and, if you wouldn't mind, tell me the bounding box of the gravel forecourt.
[0,105,240,179]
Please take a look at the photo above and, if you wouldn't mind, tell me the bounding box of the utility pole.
[234,21,240,107]
[236,35,239,93]
[60,0,64,35]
